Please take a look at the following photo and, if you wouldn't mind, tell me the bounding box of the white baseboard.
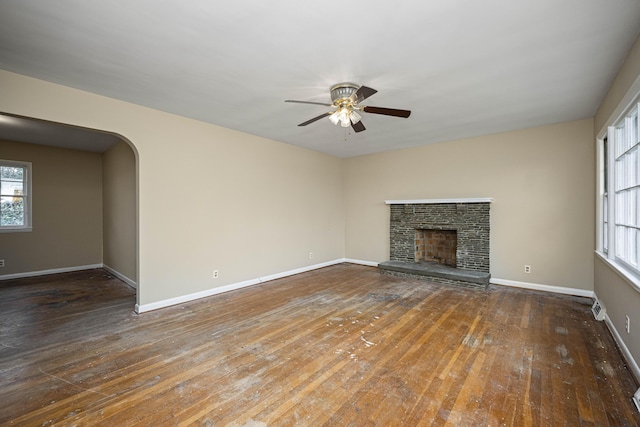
[0,264,103,281]
[343,258,379,267]
[0,264,137,291]
[256,259,346,283]
[343,267,595,297]
[491,277,595,298]
[603,312,640,385]
[103,264,137,290]
[135,258,347,313]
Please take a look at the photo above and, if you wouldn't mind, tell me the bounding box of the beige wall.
[0,140,103,275]
[103,140,137,283]
[0,70,346,307]
[593,34,640,378]
[345,119,595,291]
[594,256,640,374]
[595,34,640,134]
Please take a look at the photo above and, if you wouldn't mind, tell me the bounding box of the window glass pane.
[616,193,624,224]
[637,191,640,226]
[628,228,638,267]
[631,113,636,145]
[0,195,24,226]
[0,178,23,196]
[626,188,637,226]
[628,227,636,266]
[626,116,634,151]
[637,146,640,185]
[0,166,25,196]
[631,148,638,187]
[0,166,23,180]
[616,127,625,158]
[616,226,625,258]
[616,158,623,191]
[637,228,640,266]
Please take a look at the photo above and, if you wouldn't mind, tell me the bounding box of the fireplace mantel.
[385,198,493,205]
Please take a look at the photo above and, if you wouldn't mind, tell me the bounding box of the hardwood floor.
[1,264,638,426]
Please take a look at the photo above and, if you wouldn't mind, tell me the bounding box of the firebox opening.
[415,229,457,267]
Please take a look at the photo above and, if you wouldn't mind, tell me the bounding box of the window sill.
[596,251,640,295]
[0,227,32,233]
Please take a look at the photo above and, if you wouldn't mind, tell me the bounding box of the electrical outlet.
[524,265,531,274]
[213,270,219,279]
[309,252,314,259]
[0,259,4,267]
[626,315,630,334]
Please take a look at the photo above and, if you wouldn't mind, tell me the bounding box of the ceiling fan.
[285,83,411,133]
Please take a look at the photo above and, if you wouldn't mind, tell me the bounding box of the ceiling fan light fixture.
[330,107,352,127]
[340,110,352,127]
[328,112,340,126]
[350,110,362,125]
[329,106,362,127]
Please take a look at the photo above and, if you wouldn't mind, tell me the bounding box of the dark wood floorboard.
[0,265,638,426]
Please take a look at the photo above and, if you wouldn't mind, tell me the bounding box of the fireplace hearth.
[379,198,491,289]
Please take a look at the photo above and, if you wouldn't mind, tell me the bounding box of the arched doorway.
[0,112,139,306]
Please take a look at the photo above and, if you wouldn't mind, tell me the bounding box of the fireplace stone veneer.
[379,199,491,289]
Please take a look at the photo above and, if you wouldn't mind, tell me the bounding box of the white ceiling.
[0,1,639,157]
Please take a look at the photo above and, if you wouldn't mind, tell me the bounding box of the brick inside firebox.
[415,229,457,267]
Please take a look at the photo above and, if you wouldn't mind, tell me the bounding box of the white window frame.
[0,159,32,233]
[597,80,640,292]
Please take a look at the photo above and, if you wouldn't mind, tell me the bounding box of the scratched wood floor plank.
[0,264,638,426]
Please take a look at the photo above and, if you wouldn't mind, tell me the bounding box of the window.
[0,160,32,232]
[602,101,640,276]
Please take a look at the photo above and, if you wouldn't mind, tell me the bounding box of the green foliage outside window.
[0,199,24,226]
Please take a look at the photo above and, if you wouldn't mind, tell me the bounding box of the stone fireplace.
[379,198,491,289]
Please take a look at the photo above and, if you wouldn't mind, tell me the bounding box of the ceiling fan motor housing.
[330,82,359,104]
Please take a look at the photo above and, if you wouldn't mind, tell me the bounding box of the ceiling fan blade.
[350,86,378,104]
[351,121,366,133]
[298,112,332,126]
[285,100,333,107]
[362,106,411,118]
